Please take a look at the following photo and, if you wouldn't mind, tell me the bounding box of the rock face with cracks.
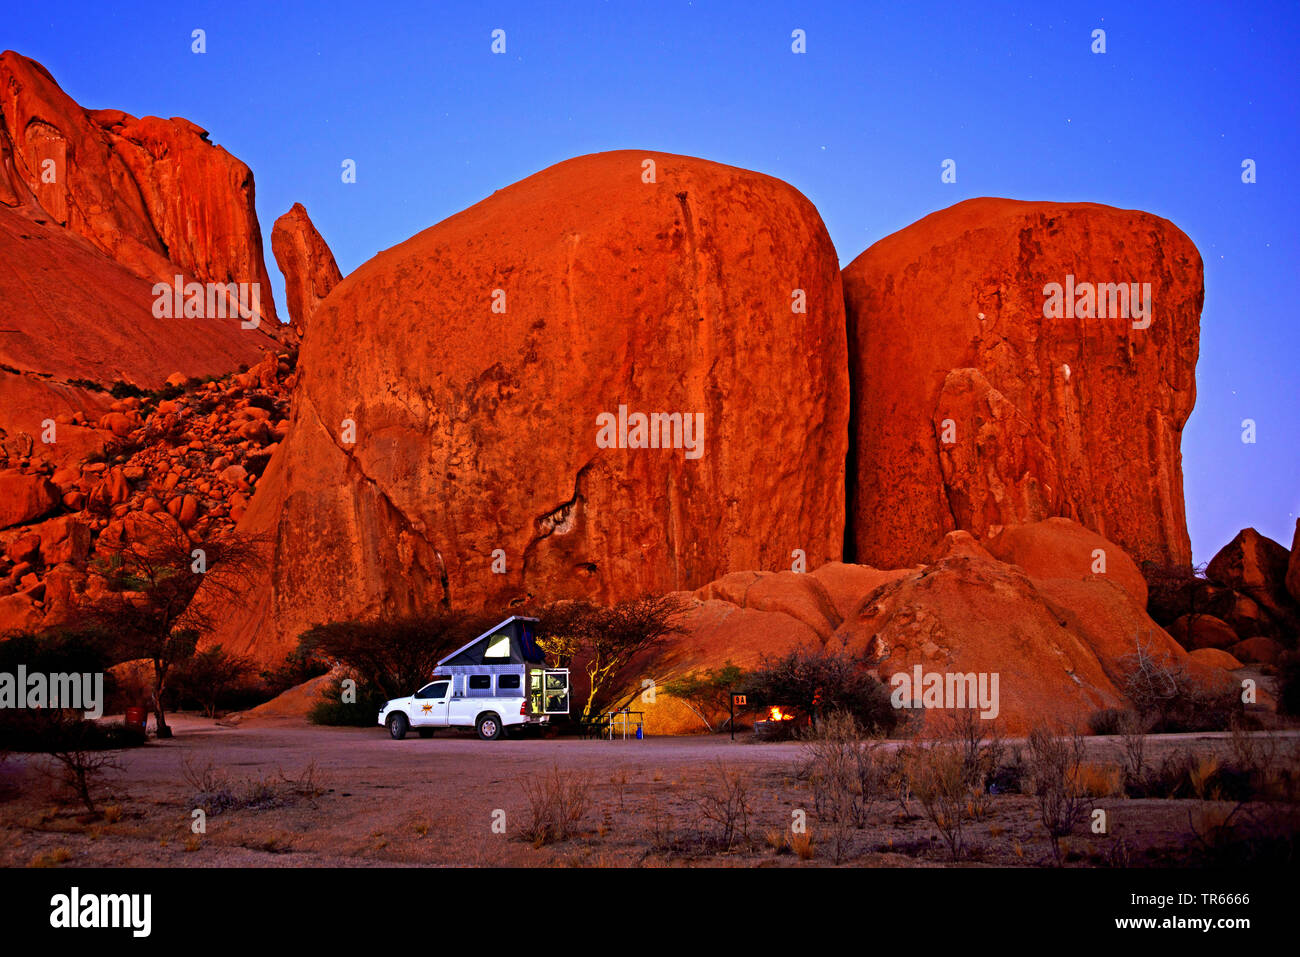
[842,198,1202,572]
[217,150,849,662]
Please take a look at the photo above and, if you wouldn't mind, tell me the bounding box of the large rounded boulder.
[842,198,1202,571]
[222,150,848,660]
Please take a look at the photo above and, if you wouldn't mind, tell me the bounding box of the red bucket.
[124,706,148,731]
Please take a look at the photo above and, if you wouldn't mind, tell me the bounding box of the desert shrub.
[1141,559,1210,628]
[309,676,389,726]
[37,716,126,814]
[1025,725,1089,864]
[694,760,752,851]
[661,661,745,732]
[1181,803,1300,866]
[259,643,331,698]
[988,747,1026,795]
[901,739,971,861]
[1118,711,1150,793]
[940,708,1003,818]
[0,628,129,753]
[109,380,145,399]
[182,756,324,816]
[519,765,590,846]
[744,645,897,734]
[171,645,258,717]
[798,710,885,862]
[1071,763,1124,798]
[1087,707,1130,736]
[67,378,106,393]
[1120,639,1241,732]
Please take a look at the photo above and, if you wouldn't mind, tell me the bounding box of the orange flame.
[768,706,790,721]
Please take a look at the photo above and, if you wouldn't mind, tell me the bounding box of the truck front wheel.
[476,713,502,740]
[387,713,409,740]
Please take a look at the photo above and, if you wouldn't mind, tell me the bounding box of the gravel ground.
[1,716,1296,868]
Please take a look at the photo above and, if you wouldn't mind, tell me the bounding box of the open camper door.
[528,667,570,715]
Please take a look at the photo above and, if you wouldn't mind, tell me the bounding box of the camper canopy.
[437,615,545,668]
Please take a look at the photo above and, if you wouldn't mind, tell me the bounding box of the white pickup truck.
[379,668,570,740]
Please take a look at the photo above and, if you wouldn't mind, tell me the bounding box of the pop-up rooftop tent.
[435,616,569,714]
[437,615,545,669]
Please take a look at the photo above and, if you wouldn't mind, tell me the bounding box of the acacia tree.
[535,594,687,719]
[297,612,494,701]
[662,662,745,731]
[174,645,256,717]
[84,515,266,738]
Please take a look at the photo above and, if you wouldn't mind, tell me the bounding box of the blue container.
[635,725,644,740]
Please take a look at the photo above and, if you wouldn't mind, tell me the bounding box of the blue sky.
[8,0,1298,565]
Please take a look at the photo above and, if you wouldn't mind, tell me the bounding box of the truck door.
[411,679,450,727]
[527,669,570,715]
[542,670,570,715]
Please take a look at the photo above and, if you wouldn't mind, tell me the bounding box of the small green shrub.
[308,676,389,726]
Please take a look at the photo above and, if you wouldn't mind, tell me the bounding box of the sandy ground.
[1,715,1296,867]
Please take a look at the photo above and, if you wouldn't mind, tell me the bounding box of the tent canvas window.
[437,615,547,667]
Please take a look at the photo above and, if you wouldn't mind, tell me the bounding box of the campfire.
[755,704,801,740]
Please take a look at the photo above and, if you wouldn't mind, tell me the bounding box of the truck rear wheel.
[476,713,502,740]
[387,713,408,740]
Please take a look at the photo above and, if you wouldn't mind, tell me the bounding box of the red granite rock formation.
[215,150,849,662]
[842,198,1202,571]
[271,203,343,338]
[0,50,277,325]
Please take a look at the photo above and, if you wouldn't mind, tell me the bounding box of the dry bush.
[646,796,682,855]
[798,709,884,862]
[940,708,1002,819]
[1120,638,1239,732]
[885,746,915,817]
[1118,711,1149,790]
[520,765,590,847]
[1026,725,1089,865]
[902,740,972,861]
[790,829,815,860]
[1071,763,1124,798]
[695,760,752,850]
[181,756,324,814]
[38,719,121,815]
[764,828,790,854]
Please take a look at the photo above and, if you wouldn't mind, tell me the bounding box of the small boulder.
[1168,613,1239,650]
[1207,528,1295,621]
[0,469,60,529]
[1228,636,1283,666]
[1187,647,1244,672]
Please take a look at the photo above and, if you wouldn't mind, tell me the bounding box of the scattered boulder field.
[1,50,1294,733]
